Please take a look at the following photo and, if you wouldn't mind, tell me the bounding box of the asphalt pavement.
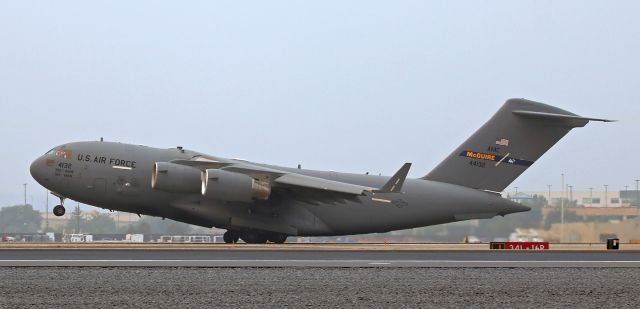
[2,267,639,308]
[2,249,640,267]
[3,247,640,307]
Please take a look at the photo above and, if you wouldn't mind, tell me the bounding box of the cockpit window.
[45,146,72,159]
[55,149,72,159]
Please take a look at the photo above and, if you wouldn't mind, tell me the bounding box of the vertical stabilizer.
[422,98,612,192]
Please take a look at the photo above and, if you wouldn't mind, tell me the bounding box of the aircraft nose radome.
[30,157,44,184]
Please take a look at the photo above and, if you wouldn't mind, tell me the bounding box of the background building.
[512,190,640,207]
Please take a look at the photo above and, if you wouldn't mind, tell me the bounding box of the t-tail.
[423,98,613,192]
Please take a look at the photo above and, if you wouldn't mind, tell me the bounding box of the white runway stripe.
[2,259,640,267]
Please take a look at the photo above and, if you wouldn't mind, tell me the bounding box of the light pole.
[23,183,27,206]
[636,179,640,207]
[624,185,629,206]
[515,187,519,196]
[604,185,608,207]
[560,173,565,243]
[75,202,81,234]
[568,185,573,205]
[45,190,49,232]
[547,185,552,205]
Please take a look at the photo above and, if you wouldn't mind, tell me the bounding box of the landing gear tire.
[53,195,66,217]
[53,205,66,217]
[268,233,287,244]
[223,232,233,244]
[241,231,267,244]
[223,231,240,244]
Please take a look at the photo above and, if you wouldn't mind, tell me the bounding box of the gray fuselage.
[30,141,528,236]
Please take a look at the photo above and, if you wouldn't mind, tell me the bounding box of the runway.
[3,244,640,307]
[2,244,640,267]
[3,266,640,308]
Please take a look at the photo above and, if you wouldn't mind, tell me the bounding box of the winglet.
[375,163,412,193]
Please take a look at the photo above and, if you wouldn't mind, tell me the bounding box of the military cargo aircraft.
[30,99,611,243]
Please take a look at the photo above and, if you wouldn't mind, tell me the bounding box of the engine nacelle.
[151,162,202,193]
[201,169,271,202]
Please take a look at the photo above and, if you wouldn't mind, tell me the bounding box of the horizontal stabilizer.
[512,110,615,127]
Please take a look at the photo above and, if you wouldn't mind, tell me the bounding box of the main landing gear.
[268,233,287,244]
[223,230,240,244]
[52,195,66,217]
[223,230,288,244]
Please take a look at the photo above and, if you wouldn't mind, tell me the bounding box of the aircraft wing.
[170,158,232,170]
[220,163,374,196]
[226,162,411,196]
[274,173,373,195]
[171,158,411,198]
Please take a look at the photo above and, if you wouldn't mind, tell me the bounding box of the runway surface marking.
[3,259,640,267]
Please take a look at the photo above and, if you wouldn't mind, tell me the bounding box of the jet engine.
[201,169,271,202]
[151,162,202,193]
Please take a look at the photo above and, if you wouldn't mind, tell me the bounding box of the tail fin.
[423,98,612,192]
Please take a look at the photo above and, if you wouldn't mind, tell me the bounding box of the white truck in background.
[125,234,144,243]
[63,234,93,243]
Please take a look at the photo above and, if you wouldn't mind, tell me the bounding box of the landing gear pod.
[201,169,271,202]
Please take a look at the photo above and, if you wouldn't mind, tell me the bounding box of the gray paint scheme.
[29,99,609,237]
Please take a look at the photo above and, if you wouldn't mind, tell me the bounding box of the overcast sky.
[1,1,638,211]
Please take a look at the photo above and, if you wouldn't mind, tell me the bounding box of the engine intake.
[201,169,271,202]
[151,162,202,193]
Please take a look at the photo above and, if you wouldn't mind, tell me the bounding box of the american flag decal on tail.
[495,138,509,146]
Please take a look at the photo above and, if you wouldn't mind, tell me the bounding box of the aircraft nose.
[30,156,46,184]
